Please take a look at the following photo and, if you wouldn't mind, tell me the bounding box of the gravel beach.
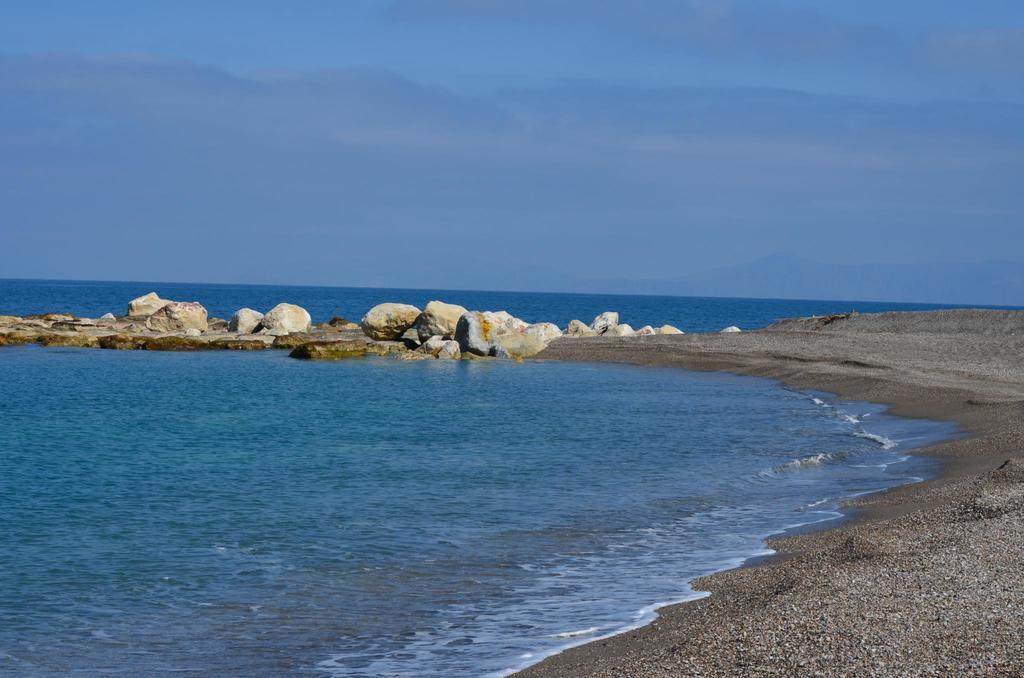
[520,310,1024,676]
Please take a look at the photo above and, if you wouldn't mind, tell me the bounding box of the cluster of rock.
[2,291,746,362]
[357,303,690,361]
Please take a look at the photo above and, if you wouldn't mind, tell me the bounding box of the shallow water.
[0,344,958,676]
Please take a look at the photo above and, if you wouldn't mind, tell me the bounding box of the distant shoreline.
[519,309,1024,676]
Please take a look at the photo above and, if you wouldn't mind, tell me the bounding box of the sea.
[0,279,980,676]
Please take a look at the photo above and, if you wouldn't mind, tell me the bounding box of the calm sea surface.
[0,280,966,676]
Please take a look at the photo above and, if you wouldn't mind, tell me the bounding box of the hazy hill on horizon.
[464,254,1024,307]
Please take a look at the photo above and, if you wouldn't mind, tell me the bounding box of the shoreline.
[519,312,1024,676]
[504,379,959,676]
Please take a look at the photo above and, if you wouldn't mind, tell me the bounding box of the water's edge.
[503,370,962,677]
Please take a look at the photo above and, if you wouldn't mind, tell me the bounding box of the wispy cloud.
[2,53,1022,283]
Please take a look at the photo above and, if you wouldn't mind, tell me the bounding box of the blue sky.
[2,1,1023,289]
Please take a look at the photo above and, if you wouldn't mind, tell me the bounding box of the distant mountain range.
[438,254,1024,306]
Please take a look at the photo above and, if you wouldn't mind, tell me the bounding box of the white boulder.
[260,303,313,335]
[414,300,469,342]
[590,311,620,335]
[605,323,635,337]
[658,324,684,335]
[145,301,209,332]
[564,319,596,337]
[127,292,171,317]
[720,325,742,333]
[494,333,548,360]
[525,322,562,343]
[635,325,656,336]
[229,308,264,334]
[361,303,421,341]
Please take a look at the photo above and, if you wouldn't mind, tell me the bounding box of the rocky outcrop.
[565,319,596,337]
[606,323,636,337]
[259,303,312,335]
[145,301,209,332]
[414,300,469,341]
[590,311,619,335]
[658,325,684,334]
[525,322,562,342]
[290,340,368,360]
[37,333,101,348]
[229,308,264,334]
[721,325,742,333]
[127,292,171,317]
[361,303,421,341]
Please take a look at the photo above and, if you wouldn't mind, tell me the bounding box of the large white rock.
[564,319,596,337]
[455,311,529,356]
[127,292,171,317]
[145,301,209,332]
[658,324,684,335]
[720,325,742,333]
[229,308,264,334]
[260,303,312,335]
[605,323,635,337]
[590,311,620,335]
[455,312,493,356]
[493,333,548,360]
[414,300,469,342]
[361,303,421,341]
[525,322,562,343]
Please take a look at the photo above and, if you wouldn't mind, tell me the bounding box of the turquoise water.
[0,338,957,676]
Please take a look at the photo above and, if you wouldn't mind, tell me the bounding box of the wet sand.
[520,310,1024,676]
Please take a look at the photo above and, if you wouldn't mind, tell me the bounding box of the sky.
[1,1,1023,291]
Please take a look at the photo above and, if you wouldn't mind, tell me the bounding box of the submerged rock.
[414,300,469,342]
[209,339,267,351]
[138,335,213,351]
[564,319,596,337]
[146,301,209,333]
[259,303,312,335]
[362,303,421,341]
[127,292,171,317]
[271,332,317,349]
[590,311,619,335]
[37,333,100,348]
[290,340,368,360]
[229,308,264,334]
[98,334,146,350]
[720,325,742,333]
